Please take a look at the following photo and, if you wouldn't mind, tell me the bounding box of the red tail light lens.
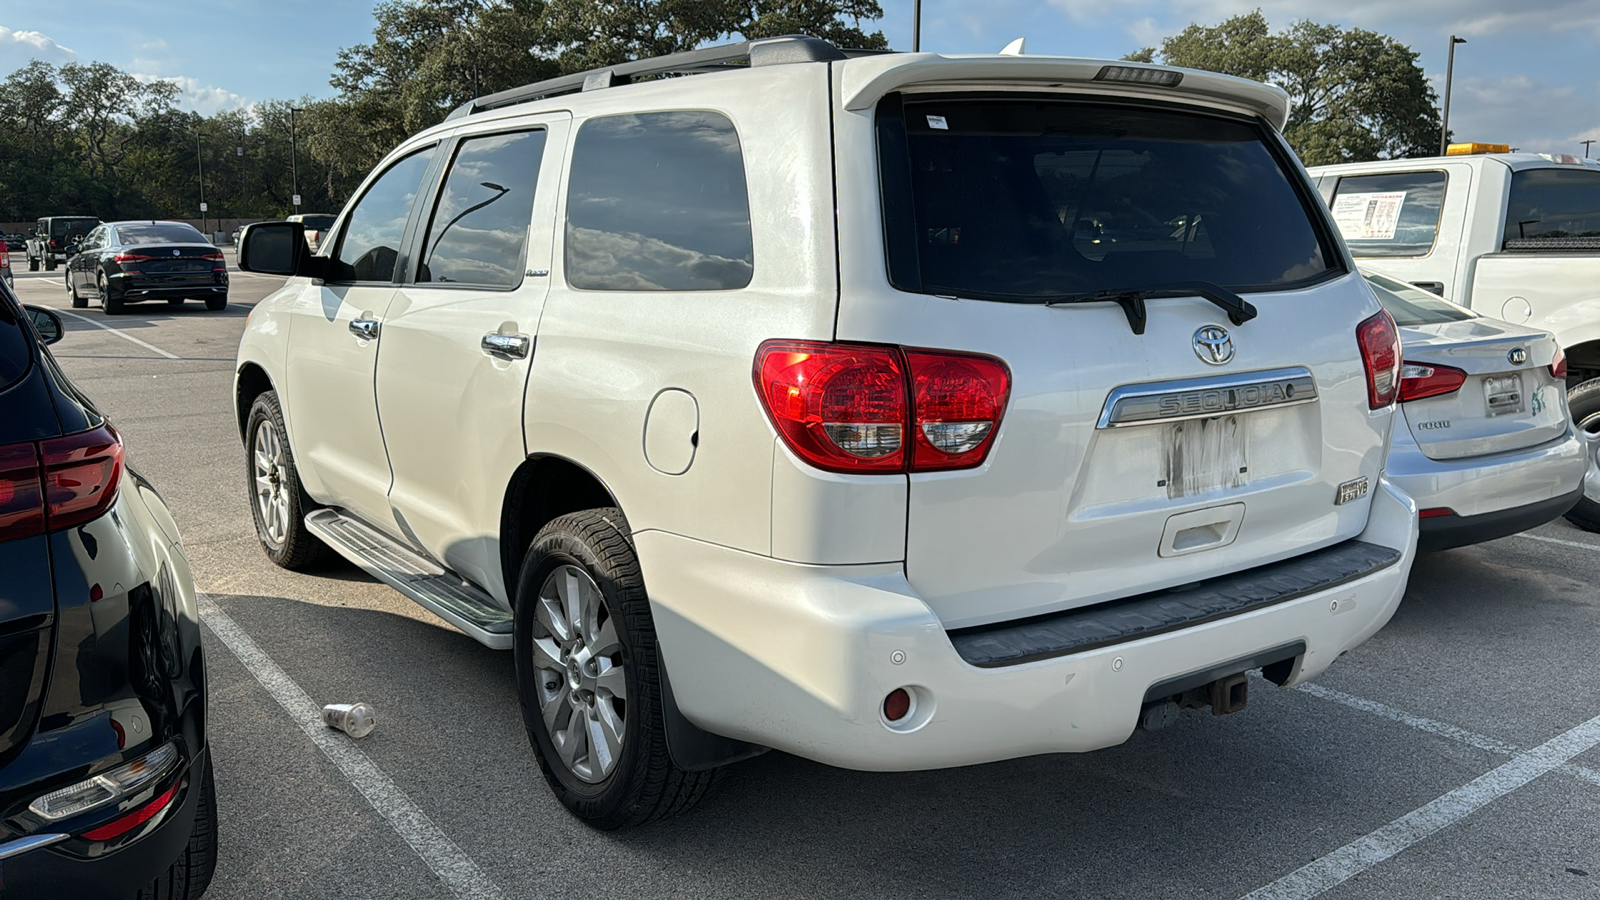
[40,424,124,531]
[754,341,1010,474]
[113,253,151,263]
[0,443,44,542]
[202,252,224,261]
[1398,362,1467,402]
[1550,346,1568,380]
[1357,310,1401,409]
[906,350,1011,470]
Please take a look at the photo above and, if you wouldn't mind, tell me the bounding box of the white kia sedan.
[1368,271,1587,549]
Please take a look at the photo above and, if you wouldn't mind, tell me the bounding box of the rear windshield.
[1503,168,1600,249]
[878,96,1338,301]
[115,223,207,245]
[294,215,336,231]
[1362,271,1474,326]
[51,219,97,237]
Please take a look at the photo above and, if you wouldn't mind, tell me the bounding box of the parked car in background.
[1364,271,1585,549]
[235,36,1418,829]
[1308,150,1600,528]
[65,220,229,314]
[25,216,100,271]
[285,213,336,252]
[0,282,215,898]
[2,232,27,252]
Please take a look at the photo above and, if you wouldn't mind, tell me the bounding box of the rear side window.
[115,223,208,244]
[1329,171,1446,258]
[878,97,1337,301]
[0,299,32,392]
[334,146,437,282]
[417,129,547,288]
[1503,168,1600,250]
[565,111,754,291]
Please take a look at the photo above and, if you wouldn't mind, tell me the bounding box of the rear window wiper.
[1043,281,1259,335]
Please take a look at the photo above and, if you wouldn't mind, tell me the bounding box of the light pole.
[195,127,207,237]
[1583,139,1596,159]
[1439,35,1466,157]
[913,0,921,51]
[289,106,302,215]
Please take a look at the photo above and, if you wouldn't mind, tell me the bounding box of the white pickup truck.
[1309,152,1600,527]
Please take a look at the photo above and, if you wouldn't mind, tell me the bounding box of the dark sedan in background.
[65,221,229,314]
[0,281,215,897]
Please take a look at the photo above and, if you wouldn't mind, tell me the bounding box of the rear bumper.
[640,477,1417,771]
[1386,422,1585,546]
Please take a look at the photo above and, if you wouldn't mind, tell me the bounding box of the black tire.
[514,508,718,829]
[43,254,55,271]
[133,755,218,900]
[101,273,125,315]
[168,297,185,307]
[205,295,227,311]
[1564,377,1600,532]
[27,254,38,272]
[68,271,87,308]
[244,390,332,569]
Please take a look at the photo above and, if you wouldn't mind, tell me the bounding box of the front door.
[375,118,568,602]
[282,143,439,526]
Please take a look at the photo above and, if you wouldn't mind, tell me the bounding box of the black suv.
[26,217,101,272]
[0,280,215,897]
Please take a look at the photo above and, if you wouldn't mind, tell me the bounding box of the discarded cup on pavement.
[322,702,376,739]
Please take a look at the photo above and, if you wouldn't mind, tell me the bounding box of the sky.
[3,0,1598,155]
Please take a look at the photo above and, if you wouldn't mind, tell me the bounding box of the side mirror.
[24,305,64,345]
[239,221,325,279]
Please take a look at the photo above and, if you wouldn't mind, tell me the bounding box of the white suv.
[234,37,1419,828]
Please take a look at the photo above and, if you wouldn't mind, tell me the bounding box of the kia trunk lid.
[833,89,1393,629]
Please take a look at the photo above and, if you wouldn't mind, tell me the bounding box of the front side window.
[565,111,754,291]
[1503,168,1600,249]
[417,129,547,288]
[1329,171,1447,258]
[334,146,437,282]
[879,96,1337,301]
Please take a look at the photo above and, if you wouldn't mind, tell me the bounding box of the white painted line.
[1513,532,1599,552]
[1295,683,1520,755]
[1246,704,1600,899]
[54,308,180,360]
[198,596,504,900]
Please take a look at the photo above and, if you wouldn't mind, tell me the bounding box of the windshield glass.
[1504,168,1600,247]
[294,215,336,231]
[1362,271,1474,326]
[115,223,208,245]
[879,96,1337,301]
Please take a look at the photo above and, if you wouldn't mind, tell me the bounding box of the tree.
[1127,12,1441,165]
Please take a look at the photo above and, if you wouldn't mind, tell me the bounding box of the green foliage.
[1128,11,1442,165]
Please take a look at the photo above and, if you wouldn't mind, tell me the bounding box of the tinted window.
[565,112,754,291]
[51,219,97,239]
[418,130,546,287]
[1503,168,1600,247]
[292,215,337,231]
[0,298,32,392]
[115,223,208,245]
[880,98,1334,301]
[1329,171,1446,258]
[1362,271,1474,326]
[334,146,437,282]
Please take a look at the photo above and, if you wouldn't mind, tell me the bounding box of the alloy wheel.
[530,564,627,784]
[252,419,292,546]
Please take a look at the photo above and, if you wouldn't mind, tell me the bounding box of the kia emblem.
[1193,325,1235,365]
[1507,347,1528,365]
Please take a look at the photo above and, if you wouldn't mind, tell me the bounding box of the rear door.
[840,94,1390,629]
[376,117,568,600]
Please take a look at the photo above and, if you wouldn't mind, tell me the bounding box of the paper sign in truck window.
[1331,191,1407,241]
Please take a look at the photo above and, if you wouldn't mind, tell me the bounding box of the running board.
[304,509,513,650]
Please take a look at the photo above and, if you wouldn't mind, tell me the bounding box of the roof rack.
[445,35,851,121]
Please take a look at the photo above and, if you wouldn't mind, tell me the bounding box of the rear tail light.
[29,741,178,823]
[113,253,151,263]
[1398,362,1468,402]
[1550,346,1568,380]
[0,423,123,543]
[202,252,224,261]
[1357,311,1401,409]
[754,340,1010,474]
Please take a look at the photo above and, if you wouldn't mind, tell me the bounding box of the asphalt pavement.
[9,253,1600,899]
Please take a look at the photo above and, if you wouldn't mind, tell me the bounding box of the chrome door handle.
[349,318,380,340]
[481,333,531,359]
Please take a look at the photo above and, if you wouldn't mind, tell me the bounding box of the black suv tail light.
[0,424,124,543]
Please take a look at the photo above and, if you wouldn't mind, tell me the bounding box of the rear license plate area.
[1484,375,1523,417]
[1161,415,1248,500]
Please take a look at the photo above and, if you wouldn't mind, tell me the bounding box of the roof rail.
[446,35,849,121]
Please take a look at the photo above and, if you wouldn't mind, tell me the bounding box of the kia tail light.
[0,423,123,543]
[1398,362,1467,402]
[1550,346,1568,380]
[1357,311,1401,409]
[754,340,1009,474]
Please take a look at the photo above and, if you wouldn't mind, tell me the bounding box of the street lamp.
[913,0,921,51]
[1439,35,1466,157]
[289,106,302,214]
[1583,139,1596,159]
[195,126,208,237]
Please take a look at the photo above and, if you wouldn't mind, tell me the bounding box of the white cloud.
[134,73,253,115]
[1449,74,1600,154]
[0,24,76,71]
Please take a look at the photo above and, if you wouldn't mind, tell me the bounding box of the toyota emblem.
[1507,347,1528,365]
[1193,325,1235,365]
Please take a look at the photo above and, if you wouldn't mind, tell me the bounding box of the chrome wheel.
[1579,410,1600,504]
[530,564,626,784]
[252,419,292,546]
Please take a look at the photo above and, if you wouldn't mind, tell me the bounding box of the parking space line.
[54,308,181,360]
[198,596,505,900]
[1513,532,1600,552]
[1241,709,1600,900]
